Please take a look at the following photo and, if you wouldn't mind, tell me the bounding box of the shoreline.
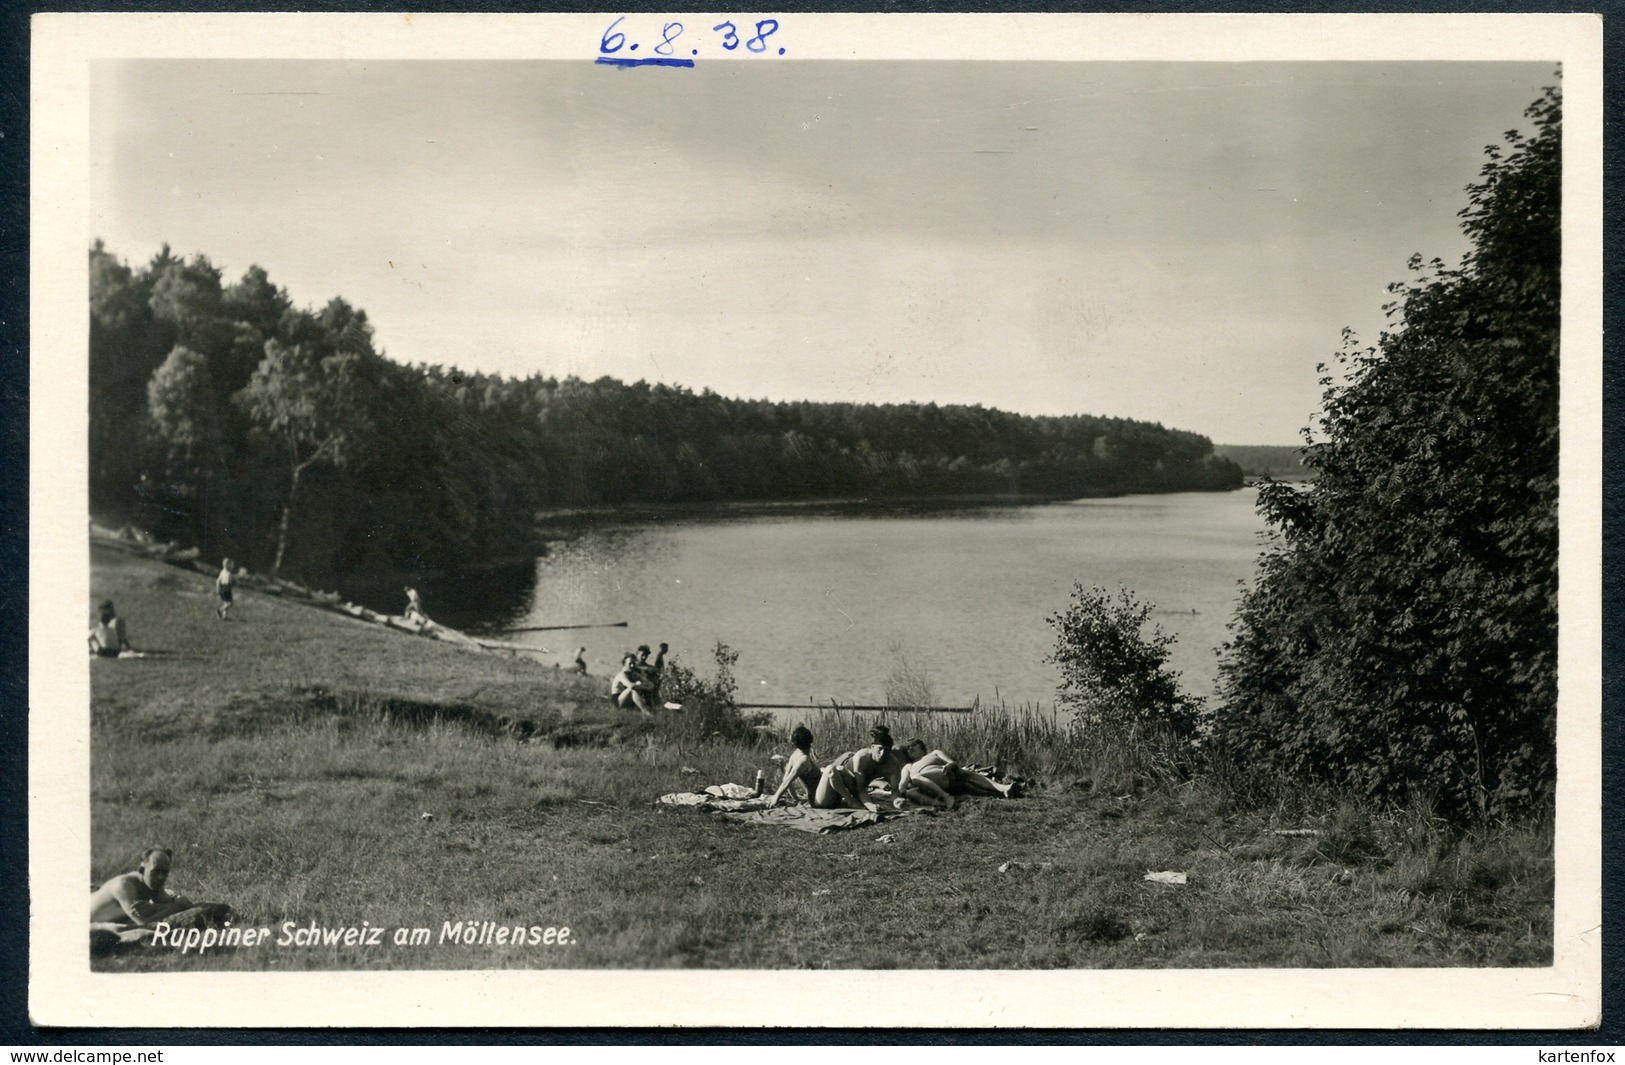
[533,484,1248,532]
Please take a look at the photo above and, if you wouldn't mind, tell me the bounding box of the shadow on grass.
[187,684,668,752]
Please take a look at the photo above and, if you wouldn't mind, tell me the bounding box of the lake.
[445,489,1273,713]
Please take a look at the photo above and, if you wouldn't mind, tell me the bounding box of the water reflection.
[449,491,1268,710]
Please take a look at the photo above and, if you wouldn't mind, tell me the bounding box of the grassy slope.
[89,544,1551,971]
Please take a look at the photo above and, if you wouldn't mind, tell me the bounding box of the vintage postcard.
[30,13,1602,1028]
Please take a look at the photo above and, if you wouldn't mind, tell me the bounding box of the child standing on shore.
[404,586,426,624]
[215,558,235,621]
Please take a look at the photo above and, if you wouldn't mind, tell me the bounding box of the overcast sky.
[90,60,1552,444]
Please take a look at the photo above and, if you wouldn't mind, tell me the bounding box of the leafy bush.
[1213,84,1560,821]
[1047,584,1202,739]
[656,641,766,747]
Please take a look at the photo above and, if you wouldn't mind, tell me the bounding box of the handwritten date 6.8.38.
[595,16,785,68]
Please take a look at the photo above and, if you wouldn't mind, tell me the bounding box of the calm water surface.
[468,490,1271,711]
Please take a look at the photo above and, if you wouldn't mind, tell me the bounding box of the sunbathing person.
[813,725,909,812]
[90,847,232,952]
[610,655,651,714]
[88,600,132,657]
[765,725,821,807]
[900,739,1018,802]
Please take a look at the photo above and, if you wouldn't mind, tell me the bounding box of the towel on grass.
[656,791,771,813]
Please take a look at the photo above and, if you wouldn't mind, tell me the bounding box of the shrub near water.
[652,641,769,750]
[1047,585,1202,739]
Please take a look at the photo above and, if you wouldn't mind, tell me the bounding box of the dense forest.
[1212,83,1561,820]
[91,243,1241,585]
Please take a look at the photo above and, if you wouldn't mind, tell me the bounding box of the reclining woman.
[897,739,1018,809]
[813,725,909,813]
[764,725,821,807]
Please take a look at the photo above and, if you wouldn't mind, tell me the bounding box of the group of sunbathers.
[610,642,669,714]
[765,723,1018,812]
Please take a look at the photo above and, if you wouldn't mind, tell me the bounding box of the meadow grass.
[88,544,1552,971]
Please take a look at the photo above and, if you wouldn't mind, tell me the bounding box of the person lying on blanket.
[898,739,1018,807]
[813,725,909,813]
[90,847,233,953]
[765,725,821,806]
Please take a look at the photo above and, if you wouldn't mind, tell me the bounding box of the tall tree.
[236,340,371,576]
[1213,84,1561,819]
[146,345,225,494]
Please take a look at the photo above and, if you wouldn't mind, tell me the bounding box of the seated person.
[610,654,651,714]
[638,645,666,701]
[899,739,1018,805]
[87,600,132,657]
[813,725,909,812]
[764,725,821,806]
[90,847,232,952]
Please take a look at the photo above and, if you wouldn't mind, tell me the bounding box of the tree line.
[91,245,1242,585]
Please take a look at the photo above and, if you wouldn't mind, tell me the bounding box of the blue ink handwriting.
[596,16,785,68]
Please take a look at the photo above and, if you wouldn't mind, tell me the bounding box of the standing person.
[573,647,588,675]
[404,586,426,624]
[764,725,821,807]
[215,558,236,621]
[87,600,132,657]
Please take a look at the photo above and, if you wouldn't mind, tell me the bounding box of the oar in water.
[498,621,630,634]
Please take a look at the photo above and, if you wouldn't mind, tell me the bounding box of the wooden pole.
[497,621,629,633]
[735,703,975,714]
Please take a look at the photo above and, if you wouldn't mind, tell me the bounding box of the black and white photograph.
[30,13,1602,1029]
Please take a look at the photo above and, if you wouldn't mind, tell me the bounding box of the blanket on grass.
[720,805,919,835]
[655,790,920,833]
